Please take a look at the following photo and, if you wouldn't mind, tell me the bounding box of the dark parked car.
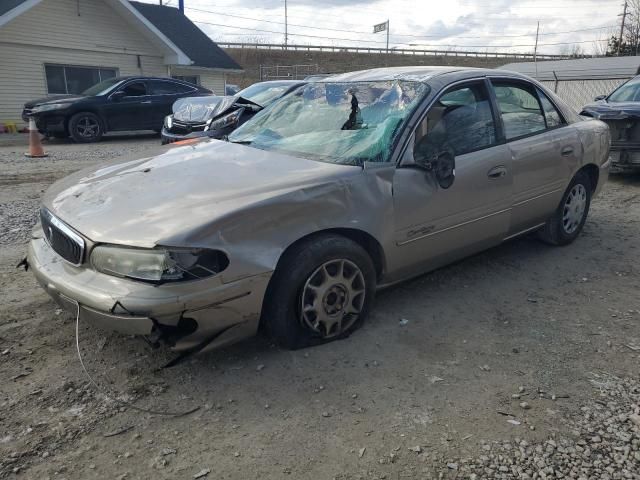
[581,75,640,172]
[161,80,305,144]
[22,77,211,143]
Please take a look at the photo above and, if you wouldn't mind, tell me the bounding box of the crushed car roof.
[322,66,523,83]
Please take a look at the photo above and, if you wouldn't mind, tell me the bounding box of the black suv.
[23,76,211,142]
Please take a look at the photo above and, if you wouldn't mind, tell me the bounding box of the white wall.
[170,67,226,96]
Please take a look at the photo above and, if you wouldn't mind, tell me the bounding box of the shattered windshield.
[228,81,429,165]
[237,82,298,107]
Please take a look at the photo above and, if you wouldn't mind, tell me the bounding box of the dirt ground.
[0,134,639,480]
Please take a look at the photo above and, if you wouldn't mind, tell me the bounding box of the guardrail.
[218,42,571,60]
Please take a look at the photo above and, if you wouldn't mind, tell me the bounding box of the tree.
[607,0,640,55]
[560,44,585,58]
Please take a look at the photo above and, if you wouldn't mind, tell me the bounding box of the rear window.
[150,80,194,95]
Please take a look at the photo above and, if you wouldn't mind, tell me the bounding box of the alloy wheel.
[76,116,100,139]
[562,184,587,234]
[300,259,366,338]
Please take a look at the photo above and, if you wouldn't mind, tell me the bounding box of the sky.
[141,0,622,55]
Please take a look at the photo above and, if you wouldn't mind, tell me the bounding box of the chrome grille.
[170,119,207,134]
[40,208,85,266]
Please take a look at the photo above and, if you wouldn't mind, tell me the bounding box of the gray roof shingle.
[129,1,242,71]
[0,0,28,17]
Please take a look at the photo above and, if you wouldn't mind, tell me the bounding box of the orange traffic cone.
[25,117,48,158]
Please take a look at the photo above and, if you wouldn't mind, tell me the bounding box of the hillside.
[223,47,510,87]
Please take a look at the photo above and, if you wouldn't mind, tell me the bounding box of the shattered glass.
[172,96,238,123]
[228,81,429,165]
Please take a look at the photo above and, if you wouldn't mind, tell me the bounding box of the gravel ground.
[0,133,639,479]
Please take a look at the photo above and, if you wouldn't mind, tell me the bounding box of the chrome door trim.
[512,187,563,208]
[396,207,511,246]
[503,222,546,241]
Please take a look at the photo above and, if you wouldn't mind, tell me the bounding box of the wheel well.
[578,164,599,192]
[277,229,386,281]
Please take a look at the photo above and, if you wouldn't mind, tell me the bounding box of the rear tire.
[69,112,103,143]
[262,234,376,350]
[537,171,592,246]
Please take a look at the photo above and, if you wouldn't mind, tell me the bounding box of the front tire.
[263,234,376,350]
[69,112,103,143]
[538,171,592,246]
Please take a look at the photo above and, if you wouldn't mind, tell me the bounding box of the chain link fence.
[259,64,320,81]
[539,78,629,111]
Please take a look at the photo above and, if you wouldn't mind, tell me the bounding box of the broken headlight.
[206,109,243,131]
[90,245,228,283]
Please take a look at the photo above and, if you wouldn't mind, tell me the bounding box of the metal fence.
[259,64,320,81]
[539,77,629,111]
[221,42,568,60]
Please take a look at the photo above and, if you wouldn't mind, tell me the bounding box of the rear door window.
[537,89,564,128]
[149,80,194,95]
[121,81,147,97]
[492,82,546,140]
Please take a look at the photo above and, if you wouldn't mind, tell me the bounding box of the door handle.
[140,100,152,104]
[487,165,508,178]
[561,146,574,156]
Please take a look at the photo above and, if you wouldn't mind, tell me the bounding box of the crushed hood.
[43,140,359,248]
[581,101,640,120]
[172,95,242,123]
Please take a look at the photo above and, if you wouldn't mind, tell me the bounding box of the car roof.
[322,66,529,83]
[113,76,206,86]
[253,80,306,86]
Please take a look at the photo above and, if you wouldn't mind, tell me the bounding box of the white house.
[0,0,242,124]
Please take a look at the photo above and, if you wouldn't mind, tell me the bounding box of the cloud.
[407,14,481,40]
[138,0,620,54]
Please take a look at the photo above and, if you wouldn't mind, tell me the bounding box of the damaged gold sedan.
[27,67,611,354]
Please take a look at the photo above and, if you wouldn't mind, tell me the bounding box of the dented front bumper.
[27,235,272,352]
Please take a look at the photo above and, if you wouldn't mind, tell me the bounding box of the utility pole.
[533,21,540,78]
[284,0,288,49]
[619,0,628,56]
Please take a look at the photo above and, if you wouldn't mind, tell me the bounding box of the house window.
[45,65,118,94]
[172,75,199,86]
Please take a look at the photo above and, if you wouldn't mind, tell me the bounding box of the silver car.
[27,67,611,353]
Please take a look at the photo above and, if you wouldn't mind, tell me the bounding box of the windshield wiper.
[228,139,252,145]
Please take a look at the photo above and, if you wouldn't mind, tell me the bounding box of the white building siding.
[170,67,226,96]
[0,0,161,56]
[0,43,166,122]
[0,0,238,123]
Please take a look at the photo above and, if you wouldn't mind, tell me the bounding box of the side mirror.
[433,151,456,189]
[111,91,125,101]
[594,95,606,101]
[414,144,456,189]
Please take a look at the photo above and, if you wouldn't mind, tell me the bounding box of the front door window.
[412,83,498,165]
